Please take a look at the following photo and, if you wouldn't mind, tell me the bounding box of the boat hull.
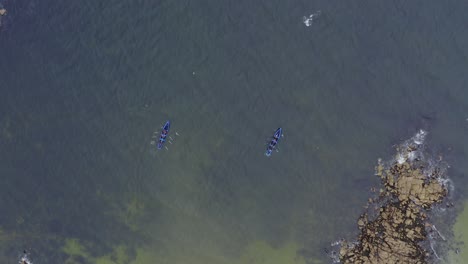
[265,128,282,156]
[157,121,171,149]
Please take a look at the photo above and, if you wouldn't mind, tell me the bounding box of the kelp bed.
[333,130,452,264]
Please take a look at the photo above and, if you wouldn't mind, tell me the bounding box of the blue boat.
[157,121,171,149]
[265,127,282,157]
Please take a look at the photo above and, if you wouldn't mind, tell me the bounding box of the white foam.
[396,153,405,164]
[302,11,321,27]
[19,255,32,264]
[413,129,427,145]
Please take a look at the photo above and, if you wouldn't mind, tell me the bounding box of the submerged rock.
[0,7,5,28]
[336,130,450,264]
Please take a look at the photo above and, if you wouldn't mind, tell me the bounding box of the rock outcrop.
[336,130,450,264]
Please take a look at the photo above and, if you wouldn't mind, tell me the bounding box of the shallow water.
[1,0,468,263]
[446,201,468,263]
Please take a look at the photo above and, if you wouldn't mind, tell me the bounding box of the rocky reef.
[334,130,451,264]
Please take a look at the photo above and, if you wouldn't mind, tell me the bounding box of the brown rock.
[338,140,448,264]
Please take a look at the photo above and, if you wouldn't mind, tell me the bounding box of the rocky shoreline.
[332,130,452,264]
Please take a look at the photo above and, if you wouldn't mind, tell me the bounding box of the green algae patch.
[128,240,306,264]
[97,186,153,235]
[129,244,231,264]
[62,239,133,264]
[448,201,468,264]
[130,248,159,264]
[237,241,306,264]
[94,255,117,264]
[94,245,132,264]
[115,196,146,232]
[113,245,132,264]
[62,239,90,259]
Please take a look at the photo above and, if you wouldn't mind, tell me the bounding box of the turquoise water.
[1,1,468,263]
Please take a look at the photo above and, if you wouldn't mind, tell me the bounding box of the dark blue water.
[1,0,468,263]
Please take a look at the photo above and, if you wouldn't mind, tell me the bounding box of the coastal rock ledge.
[336,130,450,264]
